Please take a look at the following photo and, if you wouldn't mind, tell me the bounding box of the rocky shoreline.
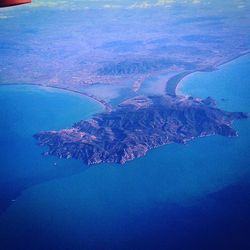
[34,95,248,165]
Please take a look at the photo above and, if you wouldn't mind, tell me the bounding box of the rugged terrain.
[34,95,248,165]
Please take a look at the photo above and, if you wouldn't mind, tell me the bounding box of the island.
[34,95,248,165]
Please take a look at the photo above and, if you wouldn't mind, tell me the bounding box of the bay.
[0,54,250,249]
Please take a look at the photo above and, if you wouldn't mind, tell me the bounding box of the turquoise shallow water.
[0,55,250,249]
[0,85,103,211]
[177,54,250,112]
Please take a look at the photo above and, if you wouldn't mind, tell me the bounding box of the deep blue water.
[0,55,250,250]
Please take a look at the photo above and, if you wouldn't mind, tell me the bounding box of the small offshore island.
[34,95,248,165]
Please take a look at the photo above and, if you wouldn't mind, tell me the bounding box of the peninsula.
[34,95,248,165]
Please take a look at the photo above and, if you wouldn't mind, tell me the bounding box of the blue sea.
[0,54,250,250]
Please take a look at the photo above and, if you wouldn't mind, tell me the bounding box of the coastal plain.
[1,1,250,249]
[1,2,248,164]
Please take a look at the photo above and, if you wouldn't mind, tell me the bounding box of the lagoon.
[0,54,250,249]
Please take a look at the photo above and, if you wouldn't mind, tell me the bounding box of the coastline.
[1,51,250,113]
[1,51,250,110]
[0,83,112,112]
[0,84,105,216]
[165,51,250,97]
[165,71,195,96]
